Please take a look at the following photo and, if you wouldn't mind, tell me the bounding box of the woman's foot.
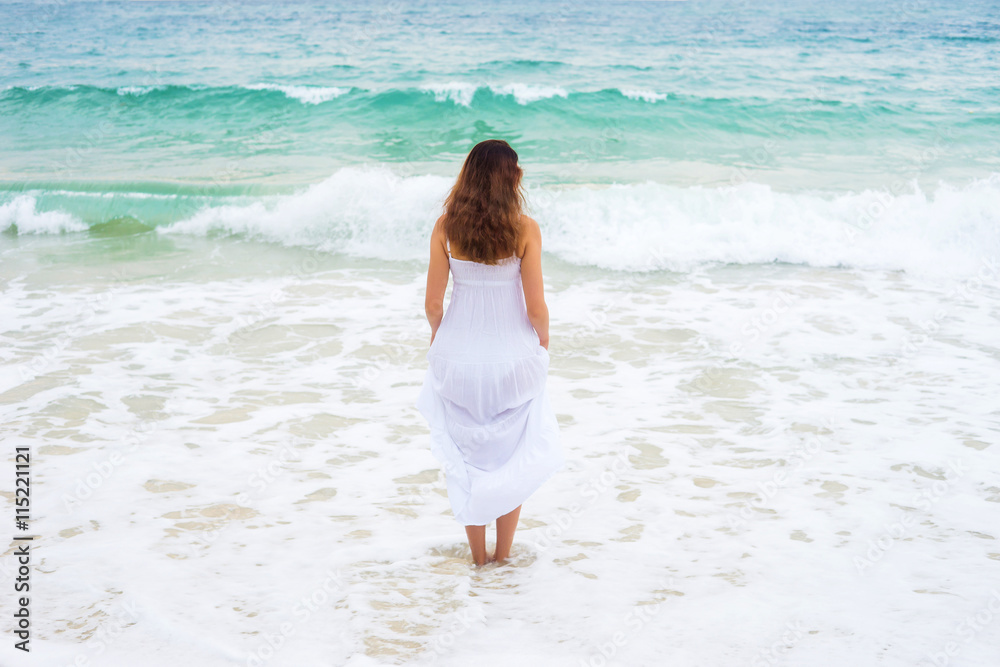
[493,505,522,562]
[465,524,488,566]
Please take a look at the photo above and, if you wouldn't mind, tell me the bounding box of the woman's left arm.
[425,216,450,345]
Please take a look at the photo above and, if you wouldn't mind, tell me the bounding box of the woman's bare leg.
[493,505,522,563]
[465,525,488,566]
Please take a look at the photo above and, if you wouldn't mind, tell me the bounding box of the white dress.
[416,239,565,526]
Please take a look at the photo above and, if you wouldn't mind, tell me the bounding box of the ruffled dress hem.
[417,345,565,526]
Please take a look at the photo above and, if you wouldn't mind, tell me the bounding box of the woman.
[416,139,565,567]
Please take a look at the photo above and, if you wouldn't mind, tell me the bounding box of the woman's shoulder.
[518,214,541,256]
[431,214,449,244]
[518,214,541,240]
[430,214,450,255]
[432,213,447,234]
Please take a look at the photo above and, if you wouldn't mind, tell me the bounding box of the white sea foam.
[116,85,168,96]
[489,83,569,105]
[536,176,1000,277]
[160,166,454,260]
[619,88,668,102]
[155,167,1000,278]
[6,167,999,278]
[0,195,88,234]
[1,245,997,666]
[420,82,479,106]
[246,83,351,104]
[420,82,569,106]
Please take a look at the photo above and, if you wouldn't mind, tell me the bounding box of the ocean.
[1,1,998,665]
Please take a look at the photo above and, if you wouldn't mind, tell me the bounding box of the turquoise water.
[1,0,999,271]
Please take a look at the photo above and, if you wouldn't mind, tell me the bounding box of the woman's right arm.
[425,215,450,345]
[520,216,549,349]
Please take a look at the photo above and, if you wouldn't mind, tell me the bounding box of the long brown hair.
[442,139,525,264]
